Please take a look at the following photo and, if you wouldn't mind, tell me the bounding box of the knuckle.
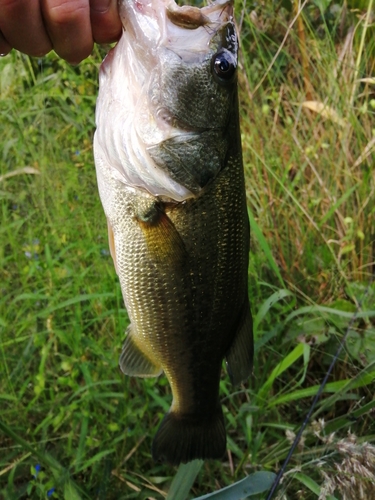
[48,0,88,25]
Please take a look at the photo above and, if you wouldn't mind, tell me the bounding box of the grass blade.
[193,471,276,499]
[64,480,83,500]
[269,368,375,407]
[293,473,337,500]
[258,343,309,400]
[253,289,293,336]
[318,184,359,227]
[0,419,63,474]
[166,460,203,500]
[247,208,285,288]
[0,419,90,498]
[285,305,375,323]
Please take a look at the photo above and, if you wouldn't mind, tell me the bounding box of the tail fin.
[152,405,226,465]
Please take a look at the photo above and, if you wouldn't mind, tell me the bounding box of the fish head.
[95,0,239,200]
[118,0,238,129]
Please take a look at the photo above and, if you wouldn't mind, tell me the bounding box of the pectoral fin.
[119,326,163,378]
[134,200,188,264]
[226,298,253,386]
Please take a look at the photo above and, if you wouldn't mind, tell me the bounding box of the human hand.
[0,0,122,64]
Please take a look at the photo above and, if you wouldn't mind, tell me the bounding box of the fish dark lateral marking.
[94,0,253,465]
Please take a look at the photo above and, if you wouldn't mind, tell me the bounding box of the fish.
[93,0,253,465]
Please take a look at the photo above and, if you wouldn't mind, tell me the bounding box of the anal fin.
[226,297,253,386]
[119,326,163,378]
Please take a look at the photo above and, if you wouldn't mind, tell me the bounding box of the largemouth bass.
[94,0,253,465]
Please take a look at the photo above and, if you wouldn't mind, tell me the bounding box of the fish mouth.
[95,0,236,202]
[119,0,233,62]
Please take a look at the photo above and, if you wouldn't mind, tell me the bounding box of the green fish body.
[94,0,253,465]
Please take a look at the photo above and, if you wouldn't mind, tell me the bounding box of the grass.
[1,1,375,498]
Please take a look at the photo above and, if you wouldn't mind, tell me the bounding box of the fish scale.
[94,0,253,465]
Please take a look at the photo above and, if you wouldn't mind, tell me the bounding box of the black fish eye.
[212,50,236,84]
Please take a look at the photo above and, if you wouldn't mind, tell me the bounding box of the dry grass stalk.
[315,426,375,500]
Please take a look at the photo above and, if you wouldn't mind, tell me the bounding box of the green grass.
[1,1,375,499]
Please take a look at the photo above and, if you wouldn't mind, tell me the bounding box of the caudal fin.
[152,406,226,465]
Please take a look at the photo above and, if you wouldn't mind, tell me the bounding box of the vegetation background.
[1,0,374,498]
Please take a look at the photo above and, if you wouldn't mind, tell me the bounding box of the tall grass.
[1,1,375,498]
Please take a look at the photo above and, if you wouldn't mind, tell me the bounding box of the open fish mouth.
[119,0,234,61]
[94,0,237,201]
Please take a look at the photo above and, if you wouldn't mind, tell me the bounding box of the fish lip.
[200,0,234,21]
[165,0,233,30]
[120,0,233,22]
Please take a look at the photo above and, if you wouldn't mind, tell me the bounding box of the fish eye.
[212,49,237,85]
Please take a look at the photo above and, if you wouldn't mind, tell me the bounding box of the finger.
[90,0,122,44]
[41,0,93,64]
[0,0,52,57]
[0,30,12,56]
